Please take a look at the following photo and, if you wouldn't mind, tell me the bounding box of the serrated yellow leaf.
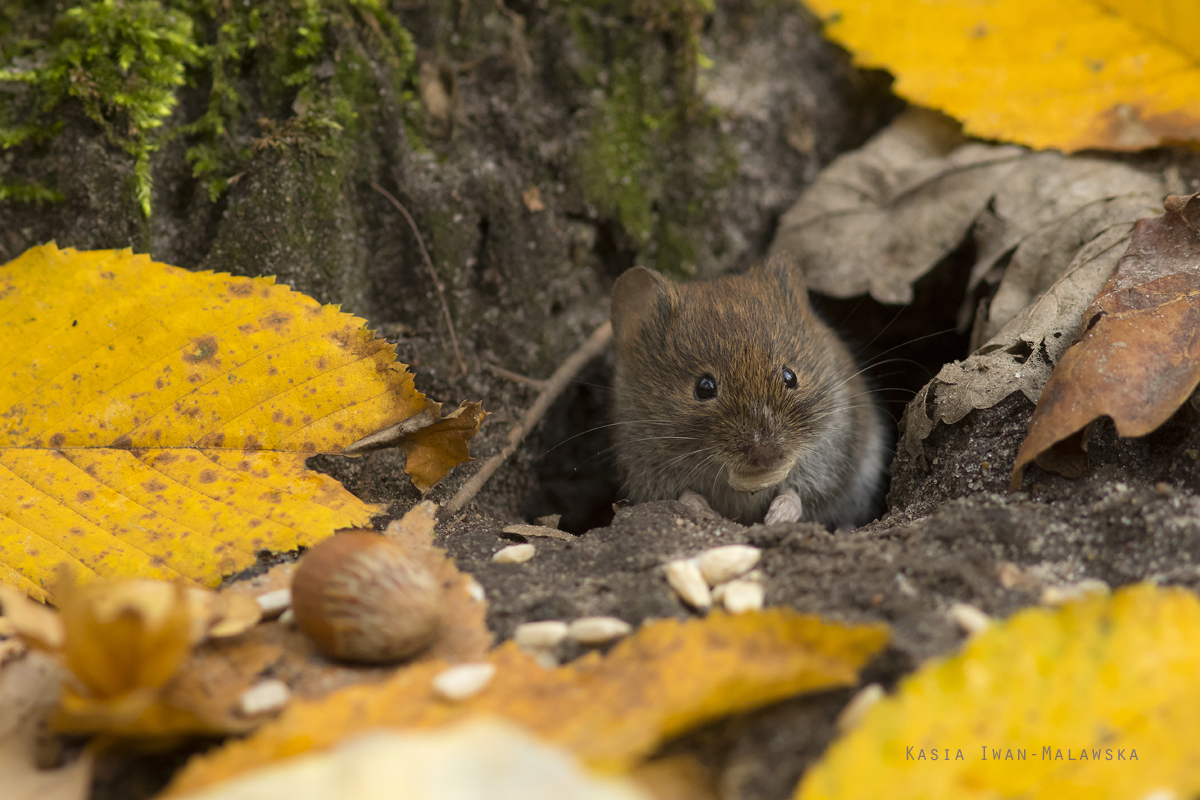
[162,610,889,797]
[796,584,1200,800]
[0,245,476,602]
[804,0,1200,151]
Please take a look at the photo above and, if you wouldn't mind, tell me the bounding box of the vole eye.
[782,367,798,389]
[694,374,717,401]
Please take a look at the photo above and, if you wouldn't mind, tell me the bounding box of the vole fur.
[609,252,886,527]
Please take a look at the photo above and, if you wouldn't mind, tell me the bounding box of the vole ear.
[759,250,811,306]
[611,266,669,349]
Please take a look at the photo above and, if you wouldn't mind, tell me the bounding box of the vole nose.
[740,430,783,468]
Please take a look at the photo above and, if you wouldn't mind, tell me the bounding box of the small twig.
[370,181,467,376]
[481,362,549,390]
[442,320,613,519]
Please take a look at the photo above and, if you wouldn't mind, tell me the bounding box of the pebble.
[666,560,711,610]
[835,683,884,733]
[721,580,764,614]
[513,620,570,649]
[255,588,292,619]
[567,616,633,645]
[696,545,761,586]
[238,679,291,716]
[948,602,991,636]
[465,577,486,602]
[432,663,496,701]
[492,543,536,564]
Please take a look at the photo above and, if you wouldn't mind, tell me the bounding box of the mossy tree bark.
[1,0,897,385]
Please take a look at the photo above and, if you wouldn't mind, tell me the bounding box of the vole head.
[611,252,852,493]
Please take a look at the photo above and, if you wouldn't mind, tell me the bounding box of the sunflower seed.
[432,663,496,701]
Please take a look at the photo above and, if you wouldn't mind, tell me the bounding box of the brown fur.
[610,252,886,527]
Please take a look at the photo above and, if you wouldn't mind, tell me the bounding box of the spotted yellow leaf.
[0,245,481,602]
[796,584,1200,800]
[162,610,889,796]
[803,0,1200,151]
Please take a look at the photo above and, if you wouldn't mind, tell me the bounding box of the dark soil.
[7,1,1200,798]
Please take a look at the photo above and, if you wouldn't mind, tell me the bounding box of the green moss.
[177,0,417,199]
[0,181,65,204]
[565,0,734,278]
[1,0,202,215]
[0,0,416,214]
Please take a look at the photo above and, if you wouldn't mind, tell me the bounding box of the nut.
[255,589,292,620]
[836,683,884,733]
[697,545,761,586]
[492,543,536,564]
[292,531,442,663]
[238,679,291,716]
[1041,579,1110,606]
[432,663,496,701]
[567,616,632,645]
[948,602,990,636]
[721,580,764,614]
[514,620,569,650]
[666,560,711,610]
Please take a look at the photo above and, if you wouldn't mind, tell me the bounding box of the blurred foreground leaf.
[796,584,1200,800]
[163,610,889,796]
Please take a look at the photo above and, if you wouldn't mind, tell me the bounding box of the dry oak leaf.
[162,610,889,796]
[803,0,1200,152]
[0,244,483,602]
[1011,193,1200,489]
[795,583,1200,800]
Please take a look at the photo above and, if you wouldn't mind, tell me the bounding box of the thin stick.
[481,362,549,390]
[370,181,467,376]
[442,320,613,518]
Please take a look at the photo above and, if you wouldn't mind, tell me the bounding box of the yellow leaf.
[796,584,1200,800]
[0,245,480,602]
[803,0,1200,151]
[162,610,889,796]
[57,579,192,698]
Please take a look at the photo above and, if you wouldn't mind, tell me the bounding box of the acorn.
[292,531,443,663]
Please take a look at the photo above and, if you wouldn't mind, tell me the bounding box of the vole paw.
[765,491,802,524]
[678,490,717,518]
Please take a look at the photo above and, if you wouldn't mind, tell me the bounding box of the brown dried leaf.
[399,402,489,493]
[768,110,1169,463]
[1011,193,1200,489]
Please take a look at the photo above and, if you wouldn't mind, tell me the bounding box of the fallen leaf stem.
[369,181,468,376]
[442,320,613,518]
